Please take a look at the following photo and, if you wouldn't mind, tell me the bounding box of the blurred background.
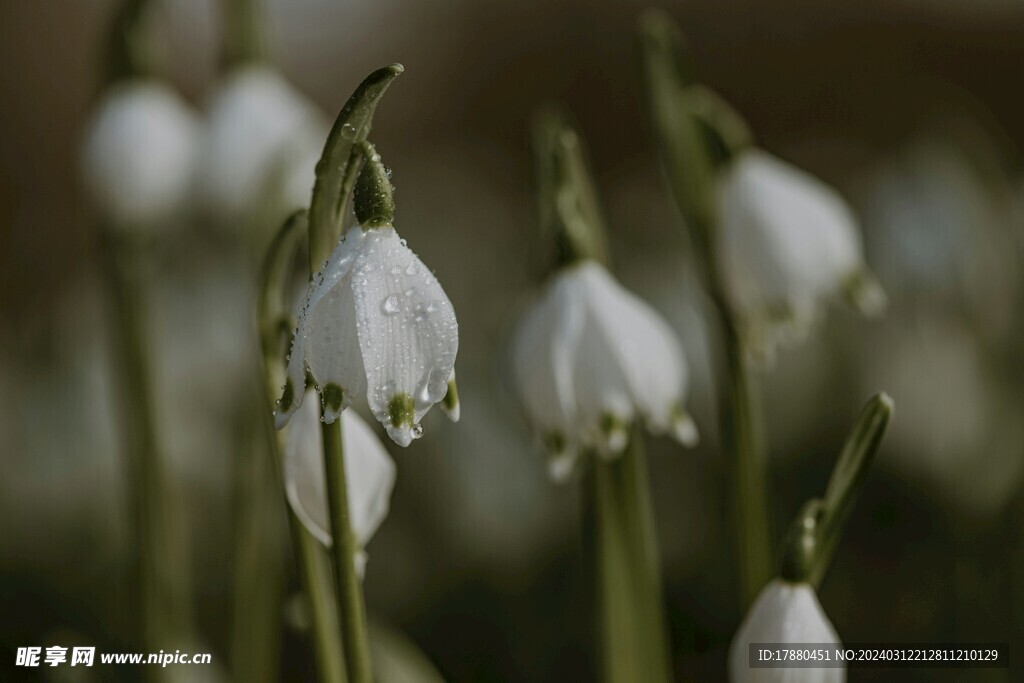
[2,0,1023,681]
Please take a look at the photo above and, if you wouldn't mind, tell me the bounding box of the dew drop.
[404,287,418,298]
[411,423,424,439]
[382,295,401,315]
[405,262,419,276]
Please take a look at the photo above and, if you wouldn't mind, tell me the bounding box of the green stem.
[291,511,349,683]
[258,210,347,683]
[230,391,285,683]
[637,9,772,607]
[592,432,671,683]
[321,418,374,683]
[105,0,157,84]
[531,106,610,267]
[100,232,193,668]
[719,313,773,606]
[257,390,348,683]
[222,0,264,69]
[809,393,892,587]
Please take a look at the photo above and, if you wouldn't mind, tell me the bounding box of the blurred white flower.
[512,260,697,481]
[198,66,325,228]
[276,227,459,447]
[80,80,200,230]
[729,579,844,683]
[857,315,1024,517]
[717,150,884,362]
[855,136,1020,340]
[285,393,396,573]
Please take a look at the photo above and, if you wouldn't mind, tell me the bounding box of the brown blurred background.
[2,1,1023,681]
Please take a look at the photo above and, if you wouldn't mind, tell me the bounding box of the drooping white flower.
[80,80,200,230]
[275,226,459,447]
[284,393,396,574]
[198,66,324,225]
[512,260,697,481]
[716,149,885,361]
[728,579,844,683]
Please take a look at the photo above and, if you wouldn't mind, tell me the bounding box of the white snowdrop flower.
[512,260,698,481]
[729,579,844,683]
[275,155,459,447]
[198,66,324,224]
[80,80,200,230]
[716,149,885,362]
[284,393,396,575]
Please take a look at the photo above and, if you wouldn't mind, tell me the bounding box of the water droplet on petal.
[382,295,401,315]
[405,262,419,276]
[404,287,418,298]
[411,423,424,439]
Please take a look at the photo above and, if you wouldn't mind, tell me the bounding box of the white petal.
[305,263,367,424]
[547,448,581,483]
[512,268,587,456]
[350,228,459,446]
[574,263,692,443]
[199,66,323,223]
[276,228,365,428]
[80,80,199,230]
[284,393,397,567]
[717,150,866,356]
[728,579,844,683]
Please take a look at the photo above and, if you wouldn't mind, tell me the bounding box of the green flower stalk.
[730,393,892,683]
[516,107,687,683]
[82,0,198,669]
[222,0,265,69]
[778,393,894,588]
[264,64,464,683]
[637,9,772,606]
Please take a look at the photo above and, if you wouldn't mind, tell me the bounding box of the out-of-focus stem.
[230,390,285,683]
[321,418,374,683]
[100,232,193,672]
[222,0,264,69]
[717,302,773,606]
[637,9,773,608]
[592,432,671,683]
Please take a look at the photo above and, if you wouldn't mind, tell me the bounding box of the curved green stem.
[592,432,671,683]
[321,418,374,683]
[779,393,893,587]
[308,64,404,271]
